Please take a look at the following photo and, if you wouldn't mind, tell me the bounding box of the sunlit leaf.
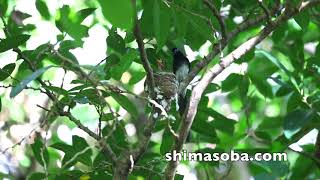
[98,0,133,29]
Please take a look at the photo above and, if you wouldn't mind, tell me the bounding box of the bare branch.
[131,0,156,98]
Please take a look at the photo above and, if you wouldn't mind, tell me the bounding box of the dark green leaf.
[44,85,68,96]
[77,8,96,23]
[72,135,92,166]
[98,0,133,29]
[110,92,138,118]
[0,97,2,112]
[0,0,8,16]
[36,0,50,20]
[276,85,293,97]
[221,73,242,92]
[31,137,49,167]
[10,66,54,98]
[0,63,16,81]
[294,11,309,31]
[283,109,314,139]
[50,142,73,153]
[0,34,30,53]
[106,32,125,54]
[204,83,220,94]
[110,49,136,80]
[239,75,249,98]
[160,126,175,155]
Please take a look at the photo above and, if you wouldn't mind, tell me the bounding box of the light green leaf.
[10,66,54,98]
[98,0,133,29]
[0,34,30,53]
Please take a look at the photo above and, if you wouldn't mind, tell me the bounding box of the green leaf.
[98,0,133,29]
[110,92,138,118]
[72,135,92,166]
[283,109,314,139]
[36,0,50,20]
[0,34,30,53]
[31,137,49,167]
[192,112,218,141]
[77,8,96,23]
[44,85,68,96]
[276,85,293,97]
[248,52,278,98]
[106,31,126,54]
[294,11,309,31]
[204,83,220,94]
[50,142,74,153]
[160,126,175,155]
[187,14,215,43]
[0,0,8,16]
[153,0,171,49]
[10,66,54,98]
[172,7,187,38]
[203,108,236,135]
[110,49,136,80]
[0,63,16,81]
[56,5,89,41]
[27,172,46,180]
[0,97,2,112]
[221,73,242,92]
[239,75,249,98]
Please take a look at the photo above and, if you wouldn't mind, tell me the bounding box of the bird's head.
[172,48,180,55]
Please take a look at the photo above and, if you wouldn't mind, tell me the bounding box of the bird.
[172,48,190,115]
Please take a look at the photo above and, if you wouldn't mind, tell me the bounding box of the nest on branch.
[145,72,178,112]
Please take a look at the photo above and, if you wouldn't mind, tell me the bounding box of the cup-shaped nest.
[145,72,178,100]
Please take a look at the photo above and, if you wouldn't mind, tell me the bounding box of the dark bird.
[172,48,190,115]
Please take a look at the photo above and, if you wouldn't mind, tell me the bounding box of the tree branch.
[179,0,281,94]
[165,1,320,178]
[132,0,156,98]
[203,0,227,39]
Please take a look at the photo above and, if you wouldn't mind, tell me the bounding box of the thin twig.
[203,0,227,39]
[257,0,271,24]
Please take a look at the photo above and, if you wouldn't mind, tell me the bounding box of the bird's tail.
[178,94,187,116]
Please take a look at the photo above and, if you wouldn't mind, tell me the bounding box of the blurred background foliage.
[0,0,320,179]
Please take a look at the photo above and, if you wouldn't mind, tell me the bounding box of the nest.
[153,72,178,100]
[145,72,178,112]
